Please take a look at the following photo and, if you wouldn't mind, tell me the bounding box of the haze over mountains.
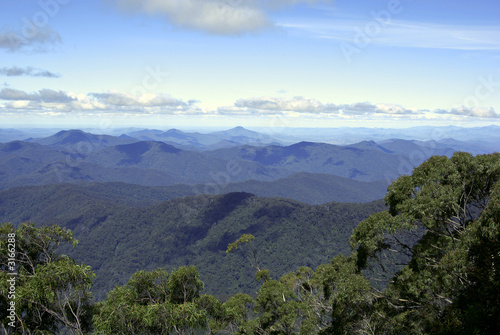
[1,126,499,201]
[2,125,500,149]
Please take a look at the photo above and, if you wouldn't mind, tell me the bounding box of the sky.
[1,0,500,130]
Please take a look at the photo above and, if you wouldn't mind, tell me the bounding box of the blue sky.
[1,0,499,129]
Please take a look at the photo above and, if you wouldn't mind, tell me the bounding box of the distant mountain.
[30,129,137,151]
[0,140,192,190]
[263,125,500,146]
[345,140,394,154]
[125,126,283,150]
[220,172,388,204]
[83,141,291,184]
[0,128,65,143]
[377,138,500,158]
[0,129,29,143]
[0,139,294,190]
[0,141,66,181]
[205,141,407,182]
[0,188,385,299]
[211,126,279,144]
[377,139,455,158]
[126,128,165,139]
[430,138,499,155]
[0,160,186,190]
[5,125,500,148]
[2,127,498,191]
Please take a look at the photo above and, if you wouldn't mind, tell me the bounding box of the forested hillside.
[1,152,499,334]
[0,172,387,210]
[0,188,385,299]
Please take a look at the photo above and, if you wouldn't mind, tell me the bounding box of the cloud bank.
[0,88,202,115]
[1,89,498,122]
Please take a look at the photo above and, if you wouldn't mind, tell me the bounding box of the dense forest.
[1,152,500,334]
[0,183,385,300]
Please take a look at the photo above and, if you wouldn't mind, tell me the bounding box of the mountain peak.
[52,129,92,144]
[54,129,85,136]
[165,128,183,134]
[223,126,257,136]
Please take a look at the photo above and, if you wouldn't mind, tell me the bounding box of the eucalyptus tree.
[0,223,95,335]
[350,152,500,334]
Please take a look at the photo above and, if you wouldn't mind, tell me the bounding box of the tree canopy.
[349,152,500,334]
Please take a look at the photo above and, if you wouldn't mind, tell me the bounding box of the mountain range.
[1,127,499,196]
[2,125,500,150]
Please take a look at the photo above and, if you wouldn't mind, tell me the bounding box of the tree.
[226,233,374,335]
[94,266,228,335]
[93,269,171,334]
[350,152,500,334]
[167,266,204,305]
[0,223,95,335]
[433,179,500,334]
[314,255,373,335]
[227,234,270,282]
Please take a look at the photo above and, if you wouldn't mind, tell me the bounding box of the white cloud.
[90,92,190,108]
[374,103,417,115]
[112,0,328,35]
[114,0,269,35]
[0,88,202,115]
[1,89,498,121]
[435,106,500,119]
[0,88,73,103]
[235,96,324,112]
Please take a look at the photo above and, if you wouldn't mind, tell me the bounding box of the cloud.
[235,96,325,112]
[0,26,61,52]
[374,103,417,115]
[112,0,328,35]
[338,102,416,115]
[0,88,202,115]
[0,66,61,78]
[226,96,500,121]
[435,106,500,118]
[0,88,73,103]
[2,89,498,121]
[90,92,190,108]
[233,98,418,116]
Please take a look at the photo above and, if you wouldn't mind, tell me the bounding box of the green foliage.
[227,234,256,254]
[223,255,373,335]
[167,266,204,304]
[349,152,500,334]
[94,267,228,335]
[0,223,94,335]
